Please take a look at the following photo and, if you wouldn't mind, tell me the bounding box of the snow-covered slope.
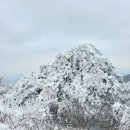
[0,124,11,130]
[0,44,129,130]
[122,81,130,106]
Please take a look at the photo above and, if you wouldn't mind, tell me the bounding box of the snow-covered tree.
[0,77,12,96]
[1,44,129,130]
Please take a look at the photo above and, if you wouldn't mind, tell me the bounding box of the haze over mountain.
[124,74,130,82]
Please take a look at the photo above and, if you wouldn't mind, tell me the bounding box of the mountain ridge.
[124,74,130,82]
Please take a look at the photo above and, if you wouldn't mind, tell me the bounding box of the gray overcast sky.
[0,0,130,81]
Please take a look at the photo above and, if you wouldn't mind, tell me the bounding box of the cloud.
[0,0,130,80]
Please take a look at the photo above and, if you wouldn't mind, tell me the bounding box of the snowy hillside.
[122,81,130,106]
[0,44,130,130]
[0,124,11,130]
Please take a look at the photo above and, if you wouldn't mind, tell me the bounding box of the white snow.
[0,44,129,130]
[0,124,11,130]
